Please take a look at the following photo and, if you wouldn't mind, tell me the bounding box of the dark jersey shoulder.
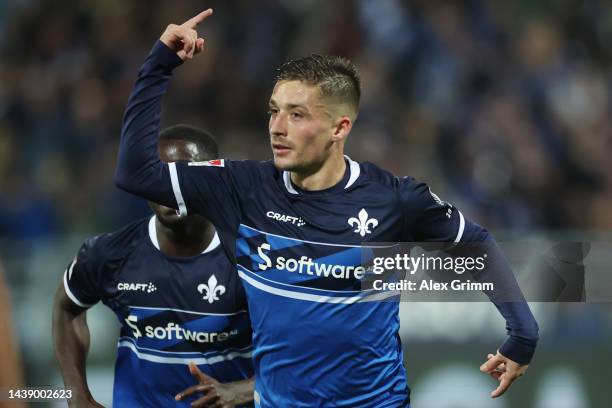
[357,160,466,242]
[64,218,148,307]
[358,160,403,191]
[82,217,147,265]
[227,159,277,186]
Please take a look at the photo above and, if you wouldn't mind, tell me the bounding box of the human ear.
[331,116,352,142]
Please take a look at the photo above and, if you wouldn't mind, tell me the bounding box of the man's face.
[150,139,207,227]
[268,80,336,172]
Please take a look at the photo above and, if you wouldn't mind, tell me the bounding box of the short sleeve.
[63,237,104,308]
[399,177,467,242]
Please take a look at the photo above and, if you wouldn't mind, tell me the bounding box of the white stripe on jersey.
[63,263,96,308]
[148,215,221,253]
[128,305,248,317]
[282,155,361,194]
[168,162,187,216]
[117,339,253,365]
[118,337,252,357]
[238,269,398,304]
[240,223,395,249]
[454,210,465,243]
[282,171,299,194]
[344,155,361,189]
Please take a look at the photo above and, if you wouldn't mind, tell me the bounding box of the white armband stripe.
[168,162,187,217]
[454,210,465,243]
[63,264,95,308]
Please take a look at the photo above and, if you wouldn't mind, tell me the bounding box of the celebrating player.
[114,9,538,407]
[54,124,254,407]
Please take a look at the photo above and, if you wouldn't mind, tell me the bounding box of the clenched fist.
[160,9,213,60]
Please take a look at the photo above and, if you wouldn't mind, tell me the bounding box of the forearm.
[114,41,183,208]
[52,298,93,399]
[461,228,539,364]
[481,237,538,363]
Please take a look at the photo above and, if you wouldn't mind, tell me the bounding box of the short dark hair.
[275,54,361,117]
[159,124,218,159]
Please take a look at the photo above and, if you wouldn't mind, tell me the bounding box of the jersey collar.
[282,155,361,195]
[148,216,220,254]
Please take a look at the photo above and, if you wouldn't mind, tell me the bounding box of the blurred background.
[0,0,611,406]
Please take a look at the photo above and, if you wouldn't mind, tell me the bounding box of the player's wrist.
[149,40,185,72]
[499,336,536,365]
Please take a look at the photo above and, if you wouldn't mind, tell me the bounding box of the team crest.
[197,275,226,303]
[348,208,378,237]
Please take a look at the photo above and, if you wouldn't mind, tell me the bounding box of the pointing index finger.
[183,8,213,28]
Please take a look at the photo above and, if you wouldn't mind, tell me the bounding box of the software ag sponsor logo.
[256,242,366,280]
[124,315,238,343]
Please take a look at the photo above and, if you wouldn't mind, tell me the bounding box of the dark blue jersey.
[64,216,254,407]
[115,41,539,407]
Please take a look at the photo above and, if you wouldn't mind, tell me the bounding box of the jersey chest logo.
[266,210,306,227]
[348,208,378,237]
[197,275,226,303]
[117,281,157,293]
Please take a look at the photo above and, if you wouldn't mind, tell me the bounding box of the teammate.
[53,124,254,407]
[114,9,539,407]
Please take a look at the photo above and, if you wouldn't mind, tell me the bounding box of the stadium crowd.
[1,0,611,240]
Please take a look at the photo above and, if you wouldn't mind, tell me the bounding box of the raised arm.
[52,282,103,408]
[114,9,213,208]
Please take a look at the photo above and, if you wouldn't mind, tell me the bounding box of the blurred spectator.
[0,3,611,407]
[1,0,612,239]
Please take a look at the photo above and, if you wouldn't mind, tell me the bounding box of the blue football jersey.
[64,216,254,407]
[115,41,539,407]
[167,157,454,407]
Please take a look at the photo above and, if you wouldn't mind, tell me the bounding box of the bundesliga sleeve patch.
[188,159,225,167]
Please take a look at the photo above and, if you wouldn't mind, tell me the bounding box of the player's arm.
[52,281,103,407]
[467,234,538,397]
[175,363,255,408]
[115,9,247,236]
[114,10,212,209]
[53,239,107,407]
[400,178,538,397]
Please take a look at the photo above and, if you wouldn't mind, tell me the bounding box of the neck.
[291,151,346,191]
[155,217,215,257]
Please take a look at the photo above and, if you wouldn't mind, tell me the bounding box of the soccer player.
[114,9,539,407]
[53,124,255,407]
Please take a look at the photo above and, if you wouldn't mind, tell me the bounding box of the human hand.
[480,351,528,398]
[175,362,247,408]
[159,9,213,60]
